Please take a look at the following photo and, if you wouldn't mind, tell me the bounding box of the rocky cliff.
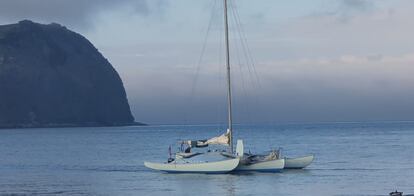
[0,20,136,128]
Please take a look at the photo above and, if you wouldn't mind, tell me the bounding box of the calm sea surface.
[0,122,413,196]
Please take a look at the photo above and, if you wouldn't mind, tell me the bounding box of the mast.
[223,0,233,153]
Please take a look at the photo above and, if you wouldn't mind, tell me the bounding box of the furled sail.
[206,129,230,145]
[186,129,230,148]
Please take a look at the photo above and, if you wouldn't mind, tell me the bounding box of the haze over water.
[1,122,413,196]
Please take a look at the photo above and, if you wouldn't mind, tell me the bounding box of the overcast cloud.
[0,0,168,29]
[1,0,413,124]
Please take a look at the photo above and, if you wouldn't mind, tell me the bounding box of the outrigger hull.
[234,158,285,172]
[284,155,314,169]
[144,158,240,174]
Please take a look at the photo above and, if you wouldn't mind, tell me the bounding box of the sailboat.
[144,0,242,174]
[145,0,304,173]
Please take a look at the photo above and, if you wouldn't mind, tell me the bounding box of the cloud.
[101,0,414,124]
[336,0,374,20]
[2,0,413,124]
[119,52,414,124]
[309,0,375,23]
[233,53,414,123]
[339,0,373,11]
[259,0,414,62]
[0,0,168,29]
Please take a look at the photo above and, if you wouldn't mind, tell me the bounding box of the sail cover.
[186,129,230,148]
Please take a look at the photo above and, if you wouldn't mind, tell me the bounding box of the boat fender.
[236,140,244,157]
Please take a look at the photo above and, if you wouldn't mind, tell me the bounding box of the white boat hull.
[284,155,314,169]
[144,158,240,174]
[234,158,285,172]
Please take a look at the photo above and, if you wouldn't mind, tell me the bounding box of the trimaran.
[144,0,313,174]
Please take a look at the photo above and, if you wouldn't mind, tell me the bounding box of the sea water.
[0,122,413,196]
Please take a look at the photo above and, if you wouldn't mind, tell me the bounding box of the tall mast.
[223,0,233,153]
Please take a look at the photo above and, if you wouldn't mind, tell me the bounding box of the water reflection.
[163,173,237,195]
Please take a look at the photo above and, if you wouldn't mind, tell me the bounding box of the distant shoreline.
[0,122,147,129]
[148,120,414,126]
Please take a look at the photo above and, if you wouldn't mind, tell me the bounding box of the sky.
[1,0,414,125]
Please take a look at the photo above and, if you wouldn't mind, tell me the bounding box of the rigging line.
[229,2,251,93]
[232,2,260,89]
[229,0,257,90]
[217,0,226,129]
[229,1,252,126]
[229,2,255,93]
[230,0,261,123]
[185,0,218,125]
[232,0,262,89]
[190,0,218,98]
[217,49,226,128]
